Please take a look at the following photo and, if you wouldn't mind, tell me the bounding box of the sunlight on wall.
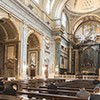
[46,0,55,14]
[61,12,66,28]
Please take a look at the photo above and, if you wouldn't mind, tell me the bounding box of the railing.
[55,75,98,80]
[82,75,98,80]
[55,75,76,80]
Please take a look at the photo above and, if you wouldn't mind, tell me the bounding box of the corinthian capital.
[54,35,61,42]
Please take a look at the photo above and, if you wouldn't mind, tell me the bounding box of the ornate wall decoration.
[79,45,99,74]
[27,34,39,49]
[74,21,100,44]
[4,58,15,77]
[5,58,14,69]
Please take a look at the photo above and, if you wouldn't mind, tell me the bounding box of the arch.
[27,30,40,48]
[0,18,19,41]
[27,34,40,49]
[27,30,41,77]
[61,12,66,28]
[72,14,100,34]
[0,17,19,77]
[54,0,68,19]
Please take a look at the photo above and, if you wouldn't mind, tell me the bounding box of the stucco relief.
[74,21,100,44]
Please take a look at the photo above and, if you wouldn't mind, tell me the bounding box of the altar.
[80,66,96,75]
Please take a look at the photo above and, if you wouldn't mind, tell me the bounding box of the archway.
[0,18,19,77]
[72,17,100,75]
[27,33,40,78]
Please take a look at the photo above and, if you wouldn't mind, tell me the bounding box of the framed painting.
[7,46,14,59]
[30,52,36,65]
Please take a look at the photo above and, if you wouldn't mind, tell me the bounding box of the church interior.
[0,0,100,100]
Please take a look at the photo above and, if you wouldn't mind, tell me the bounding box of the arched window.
[46,0,55,14]
[61,12,66,28]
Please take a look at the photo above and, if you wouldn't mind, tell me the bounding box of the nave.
[0,77,99,100]
[0,0,100,99]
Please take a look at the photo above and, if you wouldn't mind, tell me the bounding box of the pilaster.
[68,46,73,73]
[54,35,61,75]
[20,22,28,79]
[74,49,79,74]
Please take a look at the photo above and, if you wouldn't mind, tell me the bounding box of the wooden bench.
[27,87,77,96]
[17,90,87,100]
[59,80,95,89]
[18,78,65,90]
[0,94,22,100]
[19,79,93,97]
[39,86,93,92]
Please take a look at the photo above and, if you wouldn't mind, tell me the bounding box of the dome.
[65,0,100,13]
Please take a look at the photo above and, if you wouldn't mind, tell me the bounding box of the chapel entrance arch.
[0,18,19,77]
[27,33,40,78]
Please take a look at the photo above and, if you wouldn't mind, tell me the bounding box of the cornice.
[61,34,68,42]
[0,0,52,35]
[52,27,65,36]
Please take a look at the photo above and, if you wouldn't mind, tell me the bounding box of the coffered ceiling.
[65,0,100,13]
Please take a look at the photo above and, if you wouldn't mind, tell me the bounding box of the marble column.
[41,35,46,79]
[20,22,28,79]
[75,49,79,74]
[54,35,61,75]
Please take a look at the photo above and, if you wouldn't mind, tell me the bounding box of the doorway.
[0,18,18,77]
[27,33,40,77]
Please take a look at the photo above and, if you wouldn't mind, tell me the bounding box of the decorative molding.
[0,0,52,35]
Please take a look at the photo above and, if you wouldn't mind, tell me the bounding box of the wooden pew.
[18,78,65,90]
[27,87,77,96]
[0,94,22,100]
[17,90,87,100]
[39,86,93,92]
[58,80,95,89]
[19,79,93,97]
